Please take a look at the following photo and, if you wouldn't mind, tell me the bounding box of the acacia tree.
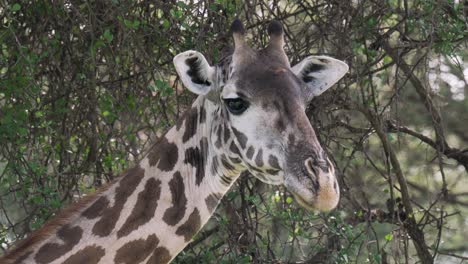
[1,1,467,263]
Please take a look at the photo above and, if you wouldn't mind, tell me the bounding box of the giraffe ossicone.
[2,19,348,264]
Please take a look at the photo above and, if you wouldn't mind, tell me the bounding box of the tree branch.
[351,103,434,263]
[386,120,468,171]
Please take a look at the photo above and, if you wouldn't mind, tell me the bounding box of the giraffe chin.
[291,192,319,211]
[284,163,340,212]
[287,182,340,212]
[291,192,337,212]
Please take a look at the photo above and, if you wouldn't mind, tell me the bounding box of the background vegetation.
[1,0,467,263]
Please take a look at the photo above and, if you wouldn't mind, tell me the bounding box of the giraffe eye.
[223,98,249,115]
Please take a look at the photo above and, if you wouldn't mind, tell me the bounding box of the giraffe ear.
[292,56,348,98]
[174,50,216,95]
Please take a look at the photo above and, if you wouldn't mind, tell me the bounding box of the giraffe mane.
[1,177,118,263]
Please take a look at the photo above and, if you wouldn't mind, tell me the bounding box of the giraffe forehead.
[229,65,303,103]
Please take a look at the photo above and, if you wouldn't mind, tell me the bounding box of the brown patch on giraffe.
[231,126,248,149]
[220,174,232,186]
[276,118,286,131]
[62,245,105,264]
[266,169,279,175]
[211,156,219,175]
[215,124,222,149]
[200,137,209,160]
[117,178,162,238]
[248,164,264,173]
[114,234,159,264]
[148,137,179,172]
[182,107,198,143]
[229,156,242,164]
[268,155,281,170]
[229,141,241,156]
[12,251,32,264]
[175,208,201,242]
[184,138,208,186]
[223,125,231,143]
[221,154,235,171]
[273,100,281,111]
[254,173,268,182]
[246,146,255,159]
[199,104,206,124]
[163,171,187,226]
[93,166,145,237]
[255,149,264,167]
[175,111,186,131]
[34,224,83,263]
[147,247,171,264]
[81,196,109,219]
[205,193,222,212]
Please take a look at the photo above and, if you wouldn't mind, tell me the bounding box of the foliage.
[1,0,467,263]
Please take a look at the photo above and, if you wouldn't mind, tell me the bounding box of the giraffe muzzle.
[285,157,339,212]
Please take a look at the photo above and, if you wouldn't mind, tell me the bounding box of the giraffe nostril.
[304,157,318,176]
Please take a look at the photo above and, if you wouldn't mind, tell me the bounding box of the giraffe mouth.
[284,170,339,212]
[291,192,316,211]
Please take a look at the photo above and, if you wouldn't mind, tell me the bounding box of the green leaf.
[11,3,21,12]
[147,85,156,92]
[103,29,113,43]
[34,111,44,118]
[162,19,170,29]
[286,197,293,204]
[154,80,173,96]
[274,193,280,202]
[383,55,392,64]
[387,133,394,141]
[385,233,393,241]
[124,19,140,29]
[367,17,377,28]
[373,254,382,262]
[124,19,133,28]
[294,227,300,234]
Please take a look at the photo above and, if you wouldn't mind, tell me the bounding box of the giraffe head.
[173,20,348,211]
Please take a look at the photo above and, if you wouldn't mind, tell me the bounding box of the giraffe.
[1,19,348,264]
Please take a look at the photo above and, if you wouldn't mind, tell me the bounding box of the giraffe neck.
[3,97,244,264]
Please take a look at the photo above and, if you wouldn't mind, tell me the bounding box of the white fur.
[173,50,216,95]
[291,55,348,97]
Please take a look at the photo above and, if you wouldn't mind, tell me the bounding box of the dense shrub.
[1,1,467,263]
